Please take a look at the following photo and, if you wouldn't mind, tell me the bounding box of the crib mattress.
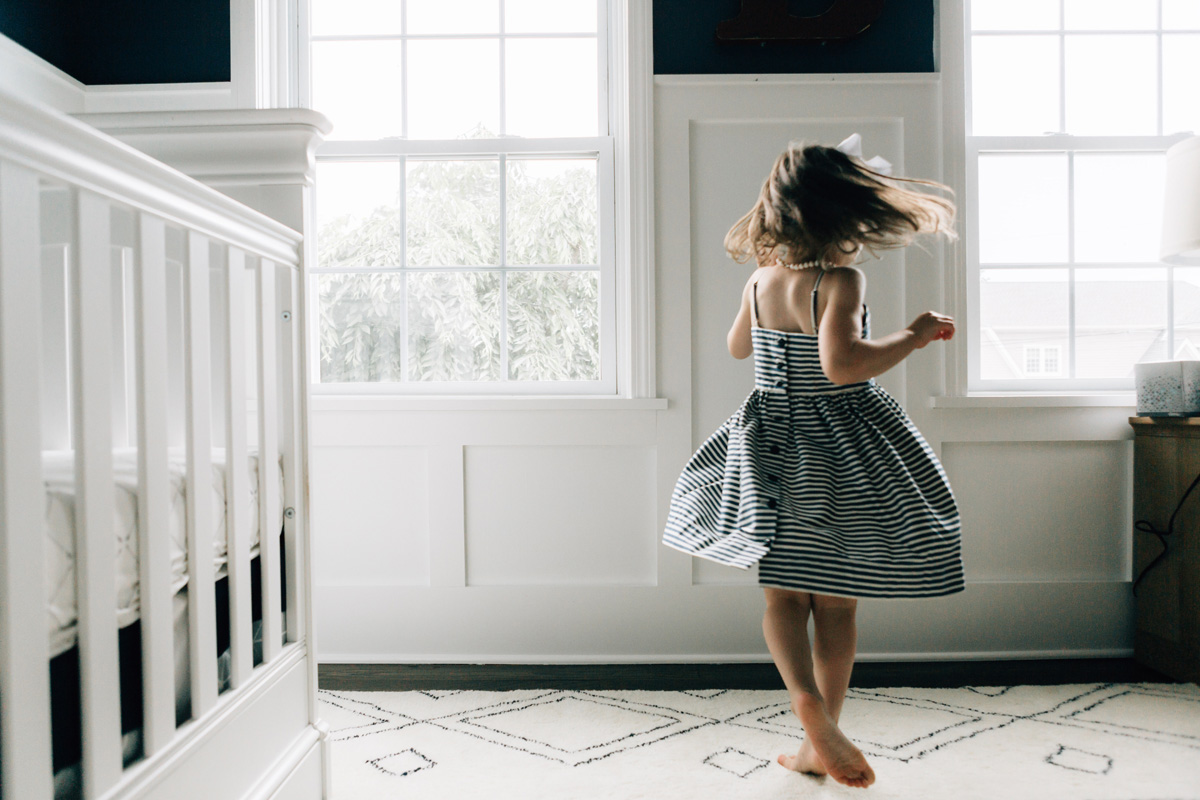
[43,448,277,659]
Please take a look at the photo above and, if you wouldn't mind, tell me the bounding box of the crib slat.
[0,162,54,800]
[134,213,175,754]
[72,189,124,798]
[257,260,283,662]
[184,231,218,716]
[224,246,254,686]
[40,243,71,450]
[278,267,304,645]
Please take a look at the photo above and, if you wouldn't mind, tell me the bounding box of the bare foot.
[789,694,876,788]
[778,739,826,776]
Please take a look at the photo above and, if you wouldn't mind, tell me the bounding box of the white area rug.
[320,683,1200,799]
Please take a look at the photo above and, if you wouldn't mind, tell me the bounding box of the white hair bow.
[835,133,893,176]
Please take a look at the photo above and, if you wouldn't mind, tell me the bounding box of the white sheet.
[43,448,277,659]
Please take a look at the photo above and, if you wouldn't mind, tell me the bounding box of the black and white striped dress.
[662,273,964,599]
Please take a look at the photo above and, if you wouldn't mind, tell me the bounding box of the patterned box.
[1135,360,1200,416]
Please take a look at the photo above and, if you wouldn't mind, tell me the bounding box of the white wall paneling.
[310,447,432,588]
[943,441,1133,583]
[464,446,658,587]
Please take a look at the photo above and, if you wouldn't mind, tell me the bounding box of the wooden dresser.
[1129,417,1200,682]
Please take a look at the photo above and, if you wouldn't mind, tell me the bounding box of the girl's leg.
[788,594,862,776]
[812,593,859,724]
[762,588,875,788]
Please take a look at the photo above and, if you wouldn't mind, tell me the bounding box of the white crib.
[0,89,327,799]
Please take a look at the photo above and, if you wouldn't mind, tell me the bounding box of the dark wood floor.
[319,659,1175,692]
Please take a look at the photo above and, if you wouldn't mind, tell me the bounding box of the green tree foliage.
[317,156,600,383]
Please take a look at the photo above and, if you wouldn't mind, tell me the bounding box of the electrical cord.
[1132,467,1200,597]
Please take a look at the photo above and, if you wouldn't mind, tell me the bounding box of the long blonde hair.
[724,141,956,267]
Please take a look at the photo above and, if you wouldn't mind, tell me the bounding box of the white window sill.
[929,393,1136,409]
[309,394,670,413]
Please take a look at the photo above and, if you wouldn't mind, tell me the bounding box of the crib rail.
[0,88,306,800]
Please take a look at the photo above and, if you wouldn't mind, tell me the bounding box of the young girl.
[662,137,964,789]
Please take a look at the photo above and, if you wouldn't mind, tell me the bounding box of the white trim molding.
[1,1,297,116]
[0,33,242,114]
[75,108,332,189]
[0,33,86,113]
[611,0,657,398]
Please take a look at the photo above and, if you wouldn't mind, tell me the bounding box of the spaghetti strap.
[810,271,825,334]
[751,281,761,328]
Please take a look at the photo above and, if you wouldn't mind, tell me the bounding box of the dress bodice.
[749,323,873,395]
[749,270,873,395]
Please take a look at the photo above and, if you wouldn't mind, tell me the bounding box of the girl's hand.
[907,312,955,348]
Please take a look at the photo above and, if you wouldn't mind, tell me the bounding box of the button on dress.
[662,272,964,599]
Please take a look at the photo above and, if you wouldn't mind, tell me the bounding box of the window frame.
[298,0,652,397]
[949,0,1198,395]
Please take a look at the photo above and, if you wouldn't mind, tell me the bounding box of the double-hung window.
[307,0,615,393]
[964,0,1200,391]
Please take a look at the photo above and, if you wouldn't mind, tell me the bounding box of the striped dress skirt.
[662,321,964,599]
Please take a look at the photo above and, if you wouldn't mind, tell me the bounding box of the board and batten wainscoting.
[311,74,1137,669]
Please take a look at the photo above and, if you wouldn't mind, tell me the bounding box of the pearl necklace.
[779,259,825,270]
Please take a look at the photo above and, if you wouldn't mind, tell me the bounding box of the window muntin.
[308,0,613,393]
[966,0,1198,391]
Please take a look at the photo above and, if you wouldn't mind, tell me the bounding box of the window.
[965,0,1200,391]
[1022,345,1062,377]
[306,0,615,393]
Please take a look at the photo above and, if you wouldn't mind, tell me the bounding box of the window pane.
[407,0,499,34]
[318,273,405,382]
[980,269,1068,380]
[1065,35,1157,135]
[316,161,402,268]
[407,39,500,139]
[406,159,500,266]
[1064,0,1156,30]
[1076,268,1167,378]
[1074,153,1166,263]
[505,38,598,137]
[1164,35,1200,136]
[1163,0,1200,29]
[507,271,600,380]
[407,271,500,380]
[971,36,1060,135]
[978,154,1069,263]
[1175,268,1200,358]
[311,0,403,35]
[970,0,1059,31]
[506,0,597,33]
[311,41,404,139]
[507,158,598,265]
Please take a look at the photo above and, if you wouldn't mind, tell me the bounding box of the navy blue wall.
[0,0,230,85]
[654,0,935,74]
[0,0,72,73]
[2,1,933,85]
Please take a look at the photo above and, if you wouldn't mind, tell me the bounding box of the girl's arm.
[818,267,954,385]
[727,275,755,359]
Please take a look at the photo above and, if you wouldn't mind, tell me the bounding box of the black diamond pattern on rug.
[320,690,416,742]
[369,748,437,778]
[704,747,770,778]
[1045,744,1113,774]
[433,690,715,766]
[1037,685,1200,751]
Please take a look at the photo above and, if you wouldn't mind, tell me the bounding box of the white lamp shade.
[1162,136,1200,265]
